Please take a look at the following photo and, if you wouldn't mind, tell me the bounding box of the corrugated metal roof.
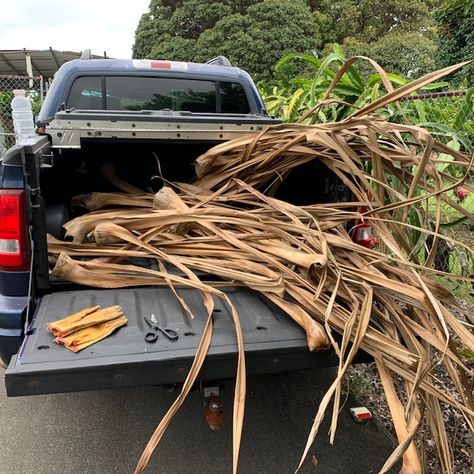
[0,49,106,79]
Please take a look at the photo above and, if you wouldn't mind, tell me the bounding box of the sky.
[1,0,151,59]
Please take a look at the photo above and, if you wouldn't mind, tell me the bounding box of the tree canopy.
[195,1,321,81]
[435,0,474,85]
[341,32,437,78]
[133,0,439,81]
[312,0,432,44]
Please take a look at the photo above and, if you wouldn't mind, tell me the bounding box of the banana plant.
[261,45,449,125]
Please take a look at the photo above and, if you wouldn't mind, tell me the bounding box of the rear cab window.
[66,75,251,114]
[66,76,103,110]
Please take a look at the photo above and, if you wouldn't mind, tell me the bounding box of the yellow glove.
[55,315,128,352]
[48,305,123,337]
[48,305,128,352]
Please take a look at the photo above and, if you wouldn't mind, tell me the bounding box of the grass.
[347,368,372,399]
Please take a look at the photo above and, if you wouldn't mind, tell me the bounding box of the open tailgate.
[5,287,338,396]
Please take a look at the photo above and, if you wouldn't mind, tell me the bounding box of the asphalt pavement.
[0,368,397,474]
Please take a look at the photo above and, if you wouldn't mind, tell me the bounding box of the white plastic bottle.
[11,90,36,146]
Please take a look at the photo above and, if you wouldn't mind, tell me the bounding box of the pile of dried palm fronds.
[47,62,473,474]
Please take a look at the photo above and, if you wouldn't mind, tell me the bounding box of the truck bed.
[5,286,339,396]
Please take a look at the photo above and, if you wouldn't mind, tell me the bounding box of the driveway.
[0,368,396,473]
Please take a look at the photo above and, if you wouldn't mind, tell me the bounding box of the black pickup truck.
[1,57,349,397]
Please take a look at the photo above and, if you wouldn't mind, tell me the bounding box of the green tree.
[311,0,432,44]
[132,0,437,81]
[342,32,437,78]
[133,0,252,59]
[150,36,197,62]
[133,0,321,82]
[370,32,437,77]
[133,0,175,58]
[196,0,321,81]
[435,0,474,85]
[168,1,233,39]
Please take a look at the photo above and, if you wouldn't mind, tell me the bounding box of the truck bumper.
[0,294,28,366]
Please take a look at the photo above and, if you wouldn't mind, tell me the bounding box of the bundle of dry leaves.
[47,62,473,473]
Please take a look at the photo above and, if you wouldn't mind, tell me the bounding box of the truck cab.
[1,57,347,396]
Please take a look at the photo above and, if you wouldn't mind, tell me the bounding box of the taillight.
[132,59,188,72]
[352,190,378,250]
[353,223,378,249]
[0,190,29,271]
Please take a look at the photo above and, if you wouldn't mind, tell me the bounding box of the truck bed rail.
[47,111,280,148]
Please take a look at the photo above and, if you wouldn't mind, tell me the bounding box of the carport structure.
[0,48,105,153]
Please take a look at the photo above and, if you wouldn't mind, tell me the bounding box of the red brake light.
[353,224,378,249]
[351,190,377,249]
[132,59,188,72]
[0,190,29,271]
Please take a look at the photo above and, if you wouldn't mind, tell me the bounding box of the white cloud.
[1,0,150,58]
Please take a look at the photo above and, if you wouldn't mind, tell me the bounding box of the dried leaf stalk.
[47,63,474,473]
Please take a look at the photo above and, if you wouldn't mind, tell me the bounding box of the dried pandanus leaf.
[74,192,153,211]
[375,357,423,474]
[47,61,474,474]
[259,241,328,280]
[153,186,188,211]
[49,181,473,473]
[101,163,144,194]
[265,294,329,351]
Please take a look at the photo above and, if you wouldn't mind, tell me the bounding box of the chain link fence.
[401,90,474,151]
[401,91,474,293]
[0,74,44,155]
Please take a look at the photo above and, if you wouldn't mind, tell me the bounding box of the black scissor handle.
[145,330,158,343]
[159,327,179,341]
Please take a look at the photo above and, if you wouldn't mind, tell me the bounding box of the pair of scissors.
[144,314,179,343]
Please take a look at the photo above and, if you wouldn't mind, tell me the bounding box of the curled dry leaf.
[48,60,474,474]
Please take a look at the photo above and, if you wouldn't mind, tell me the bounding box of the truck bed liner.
[5,287,339,396]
